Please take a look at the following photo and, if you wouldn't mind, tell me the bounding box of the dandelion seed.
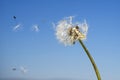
[78,19,88,37]
[12,67,16,71]
[32,25,40,32]
[20,66,28,74]
[13,24,22,31]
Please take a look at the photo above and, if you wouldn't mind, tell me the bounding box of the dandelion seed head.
[55,16,88,46]
[55,18,73,45]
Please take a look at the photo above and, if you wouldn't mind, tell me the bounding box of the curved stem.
[78,39,101,80]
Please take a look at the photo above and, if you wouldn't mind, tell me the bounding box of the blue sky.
[0,0,120,80]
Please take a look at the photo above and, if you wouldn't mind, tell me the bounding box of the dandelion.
[55,16,88,45]
[55,16,101,80]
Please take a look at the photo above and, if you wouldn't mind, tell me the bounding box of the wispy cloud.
[13,24,22,31]
[32,25,40,32]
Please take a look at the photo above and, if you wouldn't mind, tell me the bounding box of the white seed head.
[55,16,88,46]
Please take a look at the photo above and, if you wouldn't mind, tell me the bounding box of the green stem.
[78,39,101,80]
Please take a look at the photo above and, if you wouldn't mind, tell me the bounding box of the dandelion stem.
[78,39,101,80]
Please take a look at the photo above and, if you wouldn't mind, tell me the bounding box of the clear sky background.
[0,0,120,80]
